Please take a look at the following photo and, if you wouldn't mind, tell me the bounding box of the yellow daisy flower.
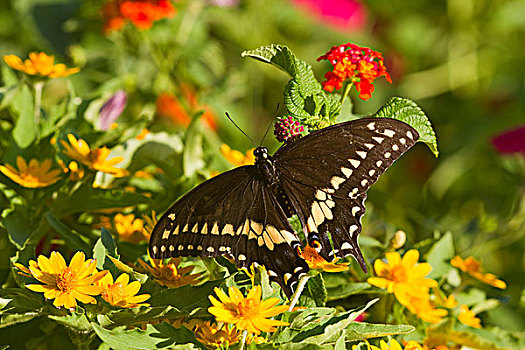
[96,273,150,308]
[220,144,255,166]
[367,249,438,302]
[396,293,448,324]
[354,339,403,350]
[3,52,80,78]
[194,321,243,349]
[114,213,149,243]
[458,304,481,328]
[0,156,62,188]
[208,285,289,335]
[60,134,128,177]
[137,256,201,288]
[298,244,350,272]
[14,251,107,309]
[450,256,506,289]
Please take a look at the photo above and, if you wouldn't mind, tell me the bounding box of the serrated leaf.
[243,44,341,127]
[273,299,377,344]
[343,322,414,341]
[102,306,186,328]
[49,311,92,332]
[148,280,223,312]
[92,322,205,350]
[374,97,438,157]
[426,232,455,279]
[10,84,36,148]
[308,274,327,307]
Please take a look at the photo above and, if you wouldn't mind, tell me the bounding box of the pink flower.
[274,116,305,142]
[292,0,367,32]
[492,125,525,155]
[99,90,127,130]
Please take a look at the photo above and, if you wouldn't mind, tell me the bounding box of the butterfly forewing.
[273,118,419,266]
[149,166,308,297]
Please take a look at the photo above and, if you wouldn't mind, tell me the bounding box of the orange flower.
[156,90,217,130]
[114,213,149,243]
[138,256,201,288]
[298,244,349,272]
[14,251,107,309]
[220,144,255,166]
[317,43,391,100]
[458,304,481,328]
[450,256,506,289]
[208,285,289,335]
[97,273,150,308]
[0,157,62,188]
[3,52,79,78]
[60,134,128,177]
[102,0,176,33]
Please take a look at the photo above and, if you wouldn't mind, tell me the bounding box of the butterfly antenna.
[225,112,257,147]
[259,103,280,146]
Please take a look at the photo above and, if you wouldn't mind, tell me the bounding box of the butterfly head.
[253,146,270,162]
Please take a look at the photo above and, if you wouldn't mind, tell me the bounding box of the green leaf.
[54,185,150,215]
[374,97,439,157]
[343,322,414,341]
[256,344,327,350]
[0,288,44,328]
[242,44,341,128]
[148,280,223,313]
[324,279,370,301]
[183,114,205,178]
[49,311,92,332]
[10,84,36,148]
[308,273,327,307]
[93,228,119,271]
[92,322,205,350]
[45,212,91,254]
[101,306,186,329]
[273,299,377,344]
[426,231,455,279]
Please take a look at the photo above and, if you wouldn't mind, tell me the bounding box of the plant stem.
[339,82,353,106]
[288,275,310,312]
[34,81,44,131]
[239,330,248,350]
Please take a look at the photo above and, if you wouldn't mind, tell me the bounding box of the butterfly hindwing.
[149,166,308,297]
[273,117,419,266]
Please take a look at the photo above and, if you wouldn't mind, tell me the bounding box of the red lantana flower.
[102,0,176,33]
[317,43,391,100]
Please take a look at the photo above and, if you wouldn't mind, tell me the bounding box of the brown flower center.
[56,267,77,293]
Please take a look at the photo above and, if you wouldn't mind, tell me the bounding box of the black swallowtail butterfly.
[149,117,419,297]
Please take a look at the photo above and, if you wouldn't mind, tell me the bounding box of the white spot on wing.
[341,242,352,250]
[364,143,375,149]
[238,254,246,261]
[162,229,171,239]
[367,122,375,130]
[372,136,384,144]
[407,130,414,139]
[356,151,367,159]
[341,167,353,178]
[316,190,327,201]
[392,144,399,151]
[369,169,376,176]
[361,179,368,187]
[349,159,361,168]
[385,152,391,158]
[349,225,359,235]
[376,160,383,167]
[167,213,176,221]
[400,138,406,145]
[351,206,360,216]
[331,176,345,190]
[383,129,396,137]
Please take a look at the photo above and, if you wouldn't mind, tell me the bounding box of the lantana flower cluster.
[274,115,305,143]
[317,42,392,100]
[102,0,176,33]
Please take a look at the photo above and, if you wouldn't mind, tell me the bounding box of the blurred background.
[0,0,523,332]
